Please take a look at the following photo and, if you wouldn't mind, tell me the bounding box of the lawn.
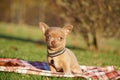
[0,22,120,80]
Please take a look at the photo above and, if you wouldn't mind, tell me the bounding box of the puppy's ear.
[63,24,73,35]
[39,22,49,34]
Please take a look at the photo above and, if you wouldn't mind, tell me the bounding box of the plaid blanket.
[0,58,120,80]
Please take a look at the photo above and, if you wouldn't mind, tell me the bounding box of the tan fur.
[39,22,82,74]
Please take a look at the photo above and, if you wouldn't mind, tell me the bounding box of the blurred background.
[0,1,120,79]
[0,0,120,51]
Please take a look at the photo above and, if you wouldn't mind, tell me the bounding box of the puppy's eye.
[46,35,50,40]
[58,37,63,41]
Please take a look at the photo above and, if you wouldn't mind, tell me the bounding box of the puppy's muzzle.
[47,40,56,48]
[51,40,56,46]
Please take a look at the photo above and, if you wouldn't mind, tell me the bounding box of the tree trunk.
[86,30,102,51]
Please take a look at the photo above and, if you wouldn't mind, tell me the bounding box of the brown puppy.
[39,22,82,74]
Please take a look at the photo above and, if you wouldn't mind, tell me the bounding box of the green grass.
[0,22,120,80]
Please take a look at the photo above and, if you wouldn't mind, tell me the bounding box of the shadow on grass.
[0,34,86,51]
[0,34,45,45]
[67,45,87,51]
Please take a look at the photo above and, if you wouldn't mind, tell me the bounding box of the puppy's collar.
[47,48,66,57]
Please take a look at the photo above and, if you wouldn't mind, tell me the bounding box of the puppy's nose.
[51,40,55,46]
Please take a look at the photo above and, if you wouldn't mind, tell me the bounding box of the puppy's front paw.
[49,65,57,73]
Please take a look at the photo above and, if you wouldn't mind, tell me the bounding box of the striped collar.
[47,48,66,57]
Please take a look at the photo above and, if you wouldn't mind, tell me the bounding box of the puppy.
[39,22,82,74]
